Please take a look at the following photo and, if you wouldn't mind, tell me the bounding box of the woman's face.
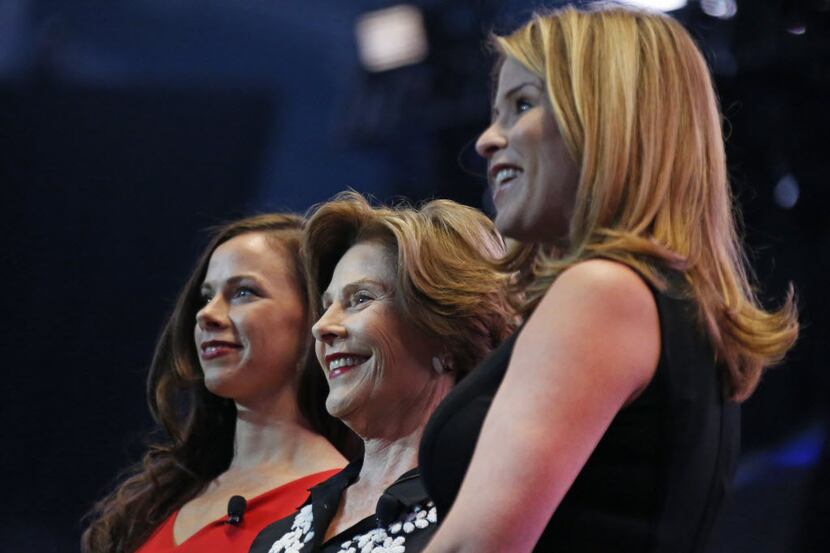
[194,232,306,405]
[312,240,439,435]
[475,57,580,243]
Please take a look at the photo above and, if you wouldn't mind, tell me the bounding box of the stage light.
[355,4,429,72]
[612,0,688,12]
[701,0,738,20]
[773,173,800,209]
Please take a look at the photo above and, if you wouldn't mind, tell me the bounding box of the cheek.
[364,323,397,381]
[533,122,573,192]
[515,122,548,181]
[258,300,301,327]
[358,317,405,377]
[235,306,305,357]
[369,321,430,381]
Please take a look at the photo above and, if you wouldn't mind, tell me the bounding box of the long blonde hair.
[494,6,798,401]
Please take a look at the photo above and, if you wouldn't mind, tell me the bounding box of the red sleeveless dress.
[136,469,341,553]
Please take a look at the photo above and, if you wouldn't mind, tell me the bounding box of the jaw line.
[325,361,375,425]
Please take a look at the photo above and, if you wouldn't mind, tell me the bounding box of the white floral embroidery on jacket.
[267,501,437,553]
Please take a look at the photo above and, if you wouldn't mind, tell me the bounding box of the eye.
[199,291,213,306]
[515,98,532,113]
[232,286,258,301]
[349,291,374,307]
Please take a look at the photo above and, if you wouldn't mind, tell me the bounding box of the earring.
[432,356,445,375]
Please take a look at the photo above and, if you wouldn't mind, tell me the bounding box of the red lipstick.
[200,340,242,360]
[324,353,370,379]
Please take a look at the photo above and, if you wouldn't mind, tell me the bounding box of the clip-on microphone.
[226,495,247,526]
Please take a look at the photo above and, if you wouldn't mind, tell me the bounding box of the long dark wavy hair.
[81,214,356,553]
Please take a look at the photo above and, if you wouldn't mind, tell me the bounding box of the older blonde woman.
[249,192,516,553]
[419,6,799,553]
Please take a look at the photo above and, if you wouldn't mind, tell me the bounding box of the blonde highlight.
[493,6,798,401]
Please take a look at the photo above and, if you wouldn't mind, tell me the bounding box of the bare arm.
[423,259,660,553]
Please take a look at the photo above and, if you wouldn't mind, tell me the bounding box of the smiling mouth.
[325,354,370,379]
[200,341,242,360]
[490,165,523,202]
[493,166,522,188]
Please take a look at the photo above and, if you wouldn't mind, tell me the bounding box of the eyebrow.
[200,274,261,291]
[505,81,542,98]
[320,278,391,304]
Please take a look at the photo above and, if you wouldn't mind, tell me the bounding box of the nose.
[195,296,229,331]
[475,120,507,159]
[312,304,347,345]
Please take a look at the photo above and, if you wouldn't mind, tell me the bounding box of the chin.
[494,205,523,236]
[326,392,367,429]
[497,213,547,243]
[202,366,242,396]
[203,379,234,398]
[495,218,526,242]
[325,395,349,418]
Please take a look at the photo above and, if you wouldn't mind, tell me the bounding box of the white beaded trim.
[337,502,437,553]
[266,501,438,553]
[267,504,315,553]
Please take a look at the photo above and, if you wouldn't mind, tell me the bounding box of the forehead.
[496,57,542,96]
[205,232,290,281]
[328,240,395,290]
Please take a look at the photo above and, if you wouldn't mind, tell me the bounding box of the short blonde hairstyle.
[493,6,798,401]
[303,191,516,379]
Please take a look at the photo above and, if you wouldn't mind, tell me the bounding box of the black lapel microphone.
[376,492,402,527]
[226,495,247,526]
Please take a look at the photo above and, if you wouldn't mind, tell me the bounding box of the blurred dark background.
[2,0,828,551]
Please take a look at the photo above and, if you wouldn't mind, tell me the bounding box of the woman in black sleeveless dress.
[419,6,799,553]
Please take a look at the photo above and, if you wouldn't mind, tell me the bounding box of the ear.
[431,356,446,375]
[431,353,455,375]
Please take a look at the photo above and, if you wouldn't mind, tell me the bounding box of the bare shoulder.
[517,258,660,400]
[536,258,659,338]
[543,258,656,315]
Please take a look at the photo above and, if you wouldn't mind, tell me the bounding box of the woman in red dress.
[82,214,356,553]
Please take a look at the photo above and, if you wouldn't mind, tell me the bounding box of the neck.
[357,429,422,489]
[228,387,318,472]
[353,373,453,488]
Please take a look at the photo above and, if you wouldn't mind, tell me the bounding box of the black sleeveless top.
[419,274,740,553]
